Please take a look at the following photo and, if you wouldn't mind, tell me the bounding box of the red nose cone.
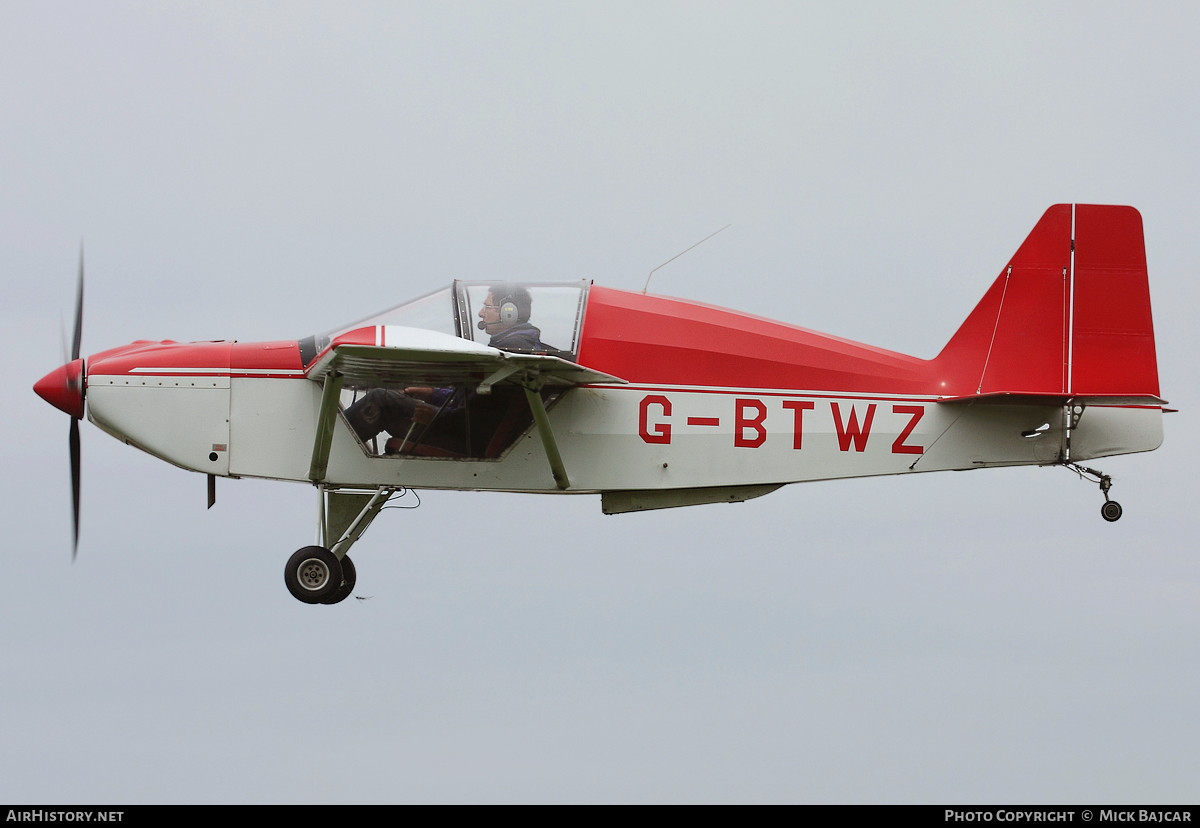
[34,359,85,419]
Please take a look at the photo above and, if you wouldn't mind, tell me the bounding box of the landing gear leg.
[283,485,397,605]
[1065,463,1122,522]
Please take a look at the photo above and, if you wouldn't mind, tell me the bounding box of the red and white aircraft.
[35,204,1166,604]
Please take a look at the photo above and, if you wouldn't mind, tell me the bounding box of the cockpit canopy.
[304,280,589,365]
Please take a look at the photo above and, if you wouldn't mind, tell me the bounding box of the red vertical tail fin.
[934,204,1160,401]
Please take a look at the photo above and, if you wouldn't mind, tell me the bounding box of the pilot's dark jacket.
[488,322,545,353]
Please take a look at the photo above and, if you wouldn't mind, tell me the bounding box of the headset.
[498,295,519,325]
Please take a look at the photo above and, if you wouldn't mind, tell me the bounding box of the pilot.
[475,284,546,353]
[344,284,548,448]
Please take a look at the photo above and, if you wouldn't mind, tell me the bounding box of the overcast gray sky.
[2,1,1198,803]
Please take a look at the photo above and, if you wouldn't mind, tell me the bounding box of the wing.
[306,325,623,389]
[305,325,626,486]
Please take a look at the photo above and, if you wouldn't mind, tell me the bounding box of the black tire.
[1101,501,1123,522]
[321,554,357,605]
[284,546,343,604]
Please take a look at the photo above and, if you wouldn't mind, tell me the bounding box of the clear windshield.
[326,286,458,339]
[301,280,589,368]
[300,287,457,366]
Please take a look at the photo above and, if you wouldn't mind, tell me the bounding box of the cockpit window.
[455,281,588,358]
[299,286,457,367]
[340,383,559,461]
[301,280,588,366]
[329,286,458,340]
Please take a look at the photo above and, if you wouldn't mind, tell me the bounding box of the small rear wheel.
[285,546,343,604]
[1101,501,1123,522]
[321,554,357,605]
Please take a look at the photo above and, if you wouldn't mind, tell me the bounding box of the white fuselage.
[86,373,1163,495]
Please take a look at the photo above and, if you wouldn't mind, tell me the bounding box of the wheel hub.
[297,558,331,591]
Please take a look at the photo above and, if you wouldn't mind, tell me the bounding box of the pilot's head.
[478,284,532,336]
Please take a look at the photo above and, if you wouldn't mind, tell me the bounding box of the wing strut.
[309,371,344,482]
[522,383,570,490]
[477,363,520,395]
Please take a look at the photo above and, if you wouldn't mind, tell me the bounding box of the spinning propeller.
[33,250,86,558]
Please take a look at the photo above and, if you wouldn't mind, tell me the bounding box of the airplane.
[34,204,1166,605]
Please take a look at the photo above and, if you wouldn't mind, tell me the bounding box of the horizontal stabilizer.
[938,392,1167,407]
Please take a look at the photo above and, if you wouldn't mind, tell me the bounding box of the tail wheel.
[1101,501,1123,522]
[321,554,356,605]
[284,546,343,604]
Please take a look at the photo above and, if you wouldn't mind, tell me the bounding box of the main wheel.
[321,554,357,605]
[1101,501,1123,522]
[284,546,343,604]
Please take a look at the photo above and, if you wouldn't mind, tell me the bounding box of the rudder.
[1070,205,1159,398]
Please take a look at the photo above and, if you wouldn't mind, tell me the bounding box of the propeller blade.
[70,417,80,560]
[70,246,84,559]
[71,246,83,362]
